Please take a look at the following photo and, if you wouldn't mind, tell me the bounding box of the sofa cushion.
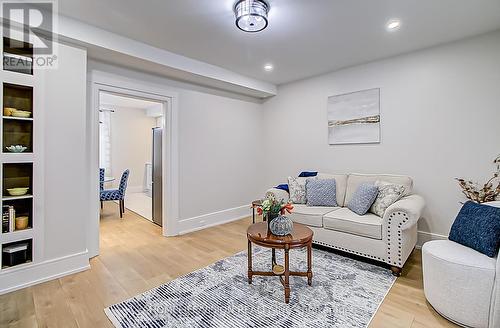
[306,179,338,207]
[323,208,383,239]
[288,176,312,204]
[347,183,379,215]
[370,180,406,217]
[289,204,339,228]
[345,173,413,205]
[316,173,348,207]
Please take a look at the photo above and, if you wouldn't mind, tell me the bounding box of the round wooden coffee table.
[247,222,313,303]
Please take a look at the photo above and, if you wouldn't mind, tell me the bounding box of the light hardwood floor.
[0,203,457,328]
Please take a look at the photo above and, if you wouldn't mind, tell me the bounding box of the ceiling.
[59,0,500,85]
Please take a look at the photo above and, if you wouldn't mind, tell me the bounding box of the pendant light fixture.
[234,0,269,33]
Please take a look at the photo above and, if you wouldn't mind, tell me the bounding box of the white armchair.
[422,201,500,328]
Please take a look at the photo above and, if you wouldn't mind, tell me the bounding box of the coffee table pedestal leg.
[247,240,253,284]
[284,246,290,304]
[307,241,313,286]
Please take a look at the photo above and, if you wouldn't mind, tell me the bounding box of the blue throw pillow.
[347,183,379,215]
[306,179,338,207]
[298,171,318,177]
[449,201,500,258]
[275,184,289,193]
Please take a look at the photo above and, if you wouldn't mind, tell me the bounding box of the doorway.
[98,92,163,225]
[88,72,180,258]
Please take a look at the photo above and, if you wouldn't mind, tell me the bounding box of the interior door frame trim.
[87,70,180,258]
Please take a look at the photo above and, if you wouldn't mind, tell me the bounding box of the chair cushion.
[449,201,500,258]
[316,173,348,207]
[345,173,413,205]
[289,204,339,227]
[323,208,383,239]
[423,240,496,270]
[100,189,122,201]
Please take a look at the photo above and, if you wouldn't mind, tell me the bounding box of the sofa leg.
[391,266,402,277]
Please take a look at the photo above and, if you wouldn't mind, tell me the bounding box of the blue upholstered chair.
[99,168,105,209]
[99,168,105,191]
[100,169,130,218]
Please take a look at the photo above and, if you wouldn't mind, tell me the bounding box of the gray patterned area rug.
[105,246,396,328]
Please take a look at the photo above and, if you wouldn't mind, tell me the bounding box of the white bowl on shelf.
[5,145,27,153]
[11,110,31,118]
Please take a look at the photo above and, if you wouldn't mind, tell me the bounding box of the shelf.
[1,238,33,269]
[3,37,33,75]
[0,228,33,243]
[2,116,33,121]
[1,260,33,272]
[1,227,33,237]
[2,194,33,201]
[1,153,34,163]
[2,118,33,153]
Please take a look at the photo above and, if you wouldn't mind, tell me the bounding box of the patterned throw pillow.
[288,176,316,204]
[347,183,379,215]
[306,179,338,207]
[370,181,406,217]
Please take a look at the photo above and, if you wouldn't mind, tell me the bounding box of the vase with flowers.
[257,194,294,230]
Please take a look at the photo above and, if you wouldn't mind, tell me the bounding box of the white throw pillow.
[288,176,316,204]
[370,180,406,217]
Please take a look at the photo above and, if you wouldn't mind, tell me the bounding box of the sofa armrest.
[384,194,425,228]
[265,188,290,202]
[382,194,426,268]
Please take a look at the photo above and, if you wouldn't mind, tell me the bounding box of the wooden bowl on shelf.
[3,107,16,116]
[15,216,29,230]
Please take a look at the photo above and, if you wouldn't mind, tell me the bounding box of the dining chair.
[99,168,105,209]
[100,169,130,218]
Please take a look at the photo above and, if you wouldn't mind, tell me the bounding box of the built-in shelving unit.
[0,36,38,271]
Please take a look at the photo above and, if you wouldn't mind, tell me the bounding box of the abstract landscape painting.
[327,88,380,144]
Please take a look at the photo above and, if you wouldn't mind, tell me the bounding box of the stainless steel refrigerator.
[152,128,162,226]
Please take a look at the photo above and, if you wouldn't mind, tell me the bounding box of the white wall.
[88,61,264,233]
[108,106,157,191]
[262,31,500,239]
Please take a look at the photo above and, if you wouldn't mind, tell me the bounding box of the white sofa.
[266,173,425,275]
[422,201,500,328]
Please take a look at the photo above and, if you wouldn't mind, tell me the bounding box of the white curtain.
[99,110,112,176]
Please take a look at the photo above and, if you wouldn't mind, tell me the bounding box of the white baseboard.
[0,250,90,295]
[177,205,249,235]
[416,231,448,249]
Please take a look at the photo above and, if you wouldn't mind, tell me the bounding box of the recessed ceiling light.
[264,64,274,72]
[386,19,401,31]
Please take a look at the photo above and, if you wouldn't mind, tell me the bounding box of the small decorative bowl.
[11,110,31,118]
[15,216,29,230]
[6,187,29,196]
[6,145,27,153]
[3,107,16,116]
